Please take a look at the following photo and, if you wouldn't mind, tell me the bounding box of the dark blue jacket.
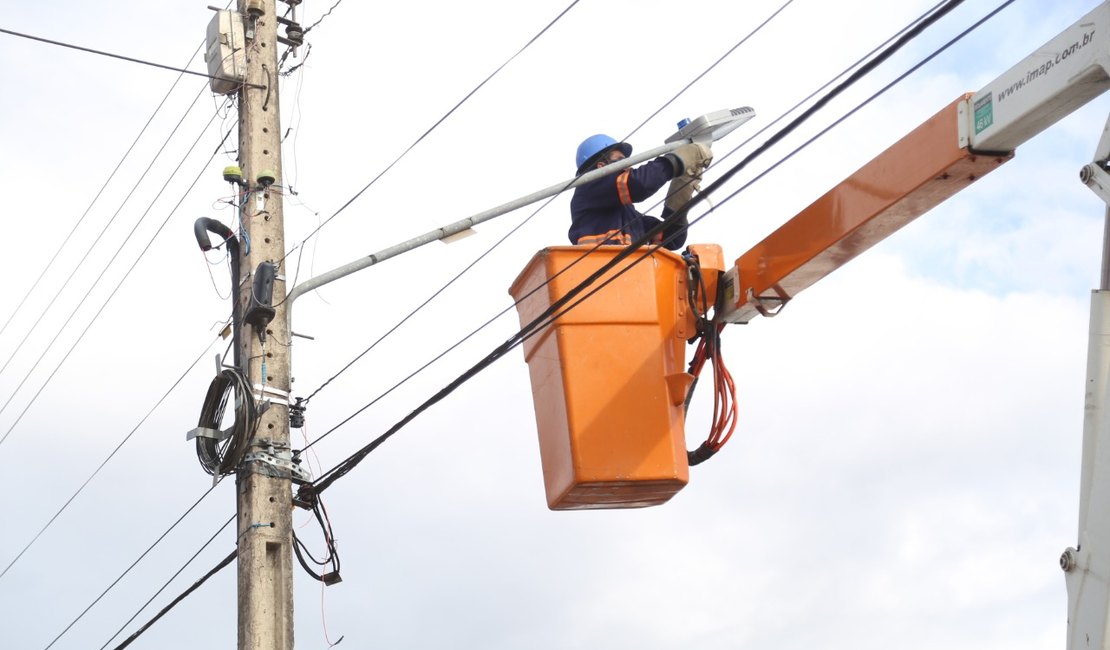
[568,157,687,250]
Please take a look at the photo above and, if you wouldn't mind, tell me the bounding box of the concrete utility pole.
[235,0,294,647]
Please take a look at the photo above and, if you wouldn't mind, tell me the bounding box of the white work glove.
[671,142,713,176]
[665,143,712,213]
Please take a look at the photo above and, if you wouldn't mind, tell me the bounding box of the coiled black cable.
[195,367,259,476]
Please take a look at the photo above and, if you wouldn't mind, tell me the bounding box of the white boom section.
[1065,292,1110,650]
[971,3,1110,647]
[969,2,1110,152]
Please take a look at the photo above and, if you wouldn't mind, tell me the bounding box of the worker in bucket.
[568,134,712,249]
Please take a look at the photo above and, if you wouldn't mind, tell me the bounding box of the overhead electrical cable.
[623,0,797,139]
[298,0,950,446]
[280,0,582,265]
[302,0,345,36]
[451,0,1013,386]
[41,482,224,649]
[276,0,340,71]
[301,0,984,497]
[0,82,212,383]
[626,0,953,224]
[299,0,797,405]
[695,0,1019,224]
[99,514,236,650]
[503,0,990,344]
[0,43,206,341]
[43,4,1017,644]
[0,26,263,88]
[108,548,237,650]
[23,2,1008,643]
[0,330,225,583]
[0,123,236,451]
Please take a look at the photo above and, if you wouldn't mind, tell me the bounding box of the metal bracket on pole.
[253,383,291,407]
[186,426,233,441]
[244,439,312,482]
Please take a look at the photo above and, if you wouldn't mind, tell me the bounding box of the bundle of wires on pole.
[292,494,341,585]
[190,217,261,477]
[194,366,259,477]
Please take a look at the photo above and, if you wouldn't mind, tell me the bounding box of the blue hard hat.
[575,134,632,175]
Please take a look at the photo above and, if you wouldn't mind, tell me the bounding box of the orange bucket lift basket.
[509,245,717,510]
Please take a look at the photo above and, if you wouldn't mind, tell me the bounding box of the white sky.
[0,0,1107,648]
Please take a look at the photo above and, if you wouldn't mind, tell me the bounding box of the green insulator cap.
[222,165,243,183]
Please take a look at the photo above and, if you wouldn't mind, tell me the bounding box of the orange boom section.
[721,95,1014,323]
[510,247,696,510]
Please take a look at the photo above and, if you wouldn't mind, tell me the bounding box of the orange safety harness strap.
[576,229,631,246]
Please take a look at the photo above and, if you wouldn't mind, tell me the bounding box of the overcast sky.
[0,0,1107,648]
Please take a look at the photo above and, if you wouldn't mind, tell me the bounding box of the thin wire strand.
[298,0,946,448]
[98,514,236,650]
[699,0,1018,223]
[623,0,798,140]
[0,41,205,341]
[303,0,344,35]
[0,81,212,384]
[306,0,982,494]
[300,0,795,404]
[108,548,237,650]
[0,330,225,583]
[0,26,263,88]
[0,123,236,451]
[279,0,582,267]
[42,482,224,649]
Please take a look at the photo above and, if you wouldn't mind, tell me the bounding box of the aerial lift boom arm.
[718,1,1110,324]
[709,3,1110,646]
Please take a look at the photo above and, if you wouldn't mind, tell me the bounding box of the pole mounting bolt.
[1060,547,1078,572]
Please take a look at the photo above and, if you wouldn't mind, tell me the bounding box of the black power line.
[624,0,798,141]
[0,118,235,451]
[25,1,1017,644]
[302,0,345,36]
[108,545,236,647]
[299,0,798,406]
[42,483,224,649]
[0,26,263,89]
[691,0,1020,232]
[280,0,582,265]
[108,548,236,650]
[301,0,987,497]
[294,0,937,440]
[0,42,206,342]
[99,515,236,650]
[0,82,211,385]
[0,330,225,583]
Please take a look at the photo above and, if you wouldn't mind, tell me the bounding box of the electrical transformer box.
[205,10,246,95]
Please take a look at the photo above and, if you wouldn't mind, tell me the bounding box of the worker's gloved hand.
[665,143,712,213]
[671,142,713,178]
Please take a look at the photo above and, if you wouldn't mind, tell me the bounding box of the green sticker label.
[974,93,993,134]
